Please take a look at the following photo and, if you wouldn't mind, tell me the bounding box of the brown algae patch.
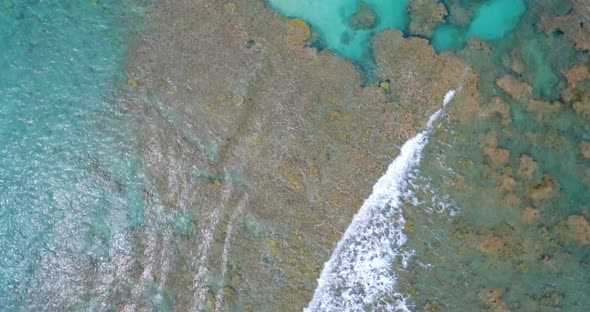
[407,0,447,37]
[580,140,590,159]
[526,175,556,201]
[286,18,311,46]
[521,207,541,224]
[567,214,590,245]
[478,287,509,312]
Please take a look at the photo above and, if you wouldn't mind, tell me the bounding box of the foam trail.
[191,170,233,311]
[305,89,457,312]
[215,196,246,312]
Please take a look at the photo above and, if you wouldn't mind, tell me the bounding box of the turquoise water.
[267,0,410,65]
[0,1,147,309]
[268,0,527,59]
[433,0,526,51]
[466,0,526,40]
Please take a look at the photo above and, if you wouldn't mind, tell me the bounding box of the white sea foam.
[305,89,457,312]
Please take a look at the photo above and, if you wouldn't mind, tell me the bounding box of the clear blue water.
[0,1,146,309]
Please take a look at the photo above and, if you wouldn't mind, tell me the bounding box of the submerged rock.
[407,0,447,37]
[564,63,590,89]
[498,175,515,192]
[477,235,504,256]
[478,287,509,312]
[574,100,590,117]
[517,154,538,180]
[484,147,510,165]
[447,3,471,26]
[347,2,377,30]
[538,1,590,51]
[539,286,563,308]
[580,140,590,159]
[526,176,556,201]
[482,97,511,125]
[126,2,484,308]
[525,100,560,113]
[447,84,481,124]
[483,131,499,148]
[524,100,561,120]
[522,207,541,224]
[508,49,525,75]
[503,193,521,206]
[567,214,590,245]
[496,75,532,100]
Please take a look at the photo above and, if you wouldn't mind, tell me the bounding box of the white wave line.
[305,89,458,312]
[214,195,247,312]
[156,229,173,300]
[123,227,158,312]
[191,170,233,311]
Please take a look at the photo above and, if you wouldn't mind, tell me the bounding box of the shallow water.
[432,0,527,51]
[2,0,589,311]
[0,1,147,309]
[306,90,457,311]
[267,0,590,310]
[398,108,590,310]
[267,0,410,65]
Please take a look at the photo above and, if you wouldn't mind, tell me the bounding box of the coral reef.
[112,0,590,310]
[348,2,378,30]
[372,29,479,129]
[564,63,590,88]
[407,0,447,37]
[496,75,532,100]
[567,214,590,245]
[517,154,538,180]
[477,234,504,255]
[286,18,311,46]
[123,0,475,309]
[478,287,509,312]
[484,147,510,165]
[580,140,590,159]
[538,0,590,51]
[481,97,511,125]
[526,176,556,201]
[521,207,541,224]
